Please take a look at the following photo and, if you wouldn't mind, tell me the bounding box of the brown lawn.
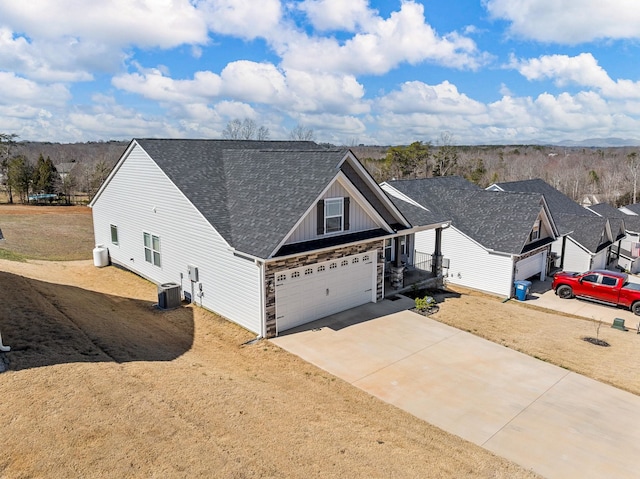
[0,206,538,478]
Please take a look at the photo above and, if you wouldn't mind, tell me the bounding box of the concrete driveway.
[272,299,640,479]
[529,279,640,330]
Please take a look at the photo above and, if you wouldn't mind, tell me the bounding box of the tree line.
[0,134,126,204]
[3,128,640,208]
[355,138,640,207]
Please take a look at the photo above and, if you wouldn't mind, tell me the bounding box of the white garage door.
[515,252,545,281]
[275,252,376,333]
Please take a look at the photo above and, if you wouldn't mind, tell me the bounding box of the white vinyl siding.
[285,180,379,244]
[92,143,262,335]
[562,239,593,272]
[415,226,514,297]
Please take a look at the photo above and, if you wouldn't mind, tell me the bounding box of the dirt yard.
[3,206,640,478]
[0,206,538,478]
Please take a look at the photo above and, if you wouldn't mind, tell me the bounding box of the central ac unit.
[158,282,182,309]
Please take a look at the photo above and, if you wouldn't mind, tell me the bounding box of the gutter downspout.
[256,259,266,340]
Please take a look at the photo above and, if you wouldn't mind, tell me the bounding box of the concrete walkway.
[272,301,640,479]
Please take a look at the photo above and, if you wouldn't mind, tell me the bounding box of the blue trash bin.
[514,280,532,301]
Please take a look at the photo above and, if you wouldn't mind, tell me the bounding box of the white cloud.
[485,0,640,44]
[112,68,223,104]
[0,72,70,106]
[0,0,209,48]
[198,0,282,40]
[512,53,640,99]
[378,81,486,115]
[280,1,489,75]
[298,0,375,32]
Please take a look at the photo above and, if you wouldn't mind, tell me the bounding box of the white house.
[382,177,558,298]
[90,139,448,338]
[488,179,620,273]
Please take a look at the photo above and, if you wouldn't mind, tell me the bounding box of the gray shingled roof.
[493,179,591,217]
[587,203,634,237]
[622,202,640,215]
[387,177,547,254]
[491,178,616,251]
[135,139,350,258]
[555,213,610,253]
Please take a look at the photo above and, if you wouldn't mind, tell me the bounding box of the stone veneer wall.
[264,240,384,338]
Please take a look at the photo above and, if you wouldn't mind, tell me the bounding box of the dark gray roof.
[491,179,614,250]
[622,202,640,215]
[588,202,626,218]
[135,139,350,258]
[492,179,591,217]
[387,177,547,254]
[556,213,610,253]
[588,203,634,237]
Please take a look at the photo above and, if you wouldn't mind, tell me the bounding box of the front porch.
[383,250,443,297]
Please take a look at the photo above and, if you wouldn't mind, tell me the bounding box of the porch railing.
[413,251,432,272]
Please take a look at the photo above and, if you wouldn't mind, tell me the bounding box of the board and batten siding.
[414,227,514,297]
[92,144,263,335]
[285,180,380,245]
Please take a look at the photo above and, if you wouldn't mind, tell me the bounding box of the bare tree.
[289,124,315,141]
[223,118,270,140]
[222,119,243,139]
[627,151,640,204]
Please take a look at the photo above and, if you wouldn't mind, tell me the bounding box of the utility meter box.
[187,264,199,282]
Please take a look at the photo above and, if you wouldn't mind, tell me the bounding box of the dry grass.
[0,207,538,478]
[433,286,640,396]
[0,204,94,261]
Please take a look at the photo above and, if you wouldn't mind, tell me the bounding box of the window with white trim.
[529,220,541,242]
[324,198,344,233]
[143,232,161,267]
[110,224,119,245]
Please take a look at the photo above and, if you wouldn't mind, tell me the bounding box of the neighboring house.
[381,177,558,298]
[90,139,448,338]
[594,202,640,273]
[56,161,77,181]
[488,179,621,272]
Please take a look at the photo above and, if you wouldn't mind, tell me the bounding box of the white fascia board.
[619,206,638,216]
[88,139,138,207]
[540,196,560,238]
[340,152,411,227]
[485,184,505,192]
[379,182,430,211]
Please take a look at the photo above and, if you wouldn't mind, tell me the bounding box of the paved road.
[272,300,640,479]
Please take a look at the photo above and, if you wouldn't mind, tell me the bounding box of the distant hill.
[553,138,640,147]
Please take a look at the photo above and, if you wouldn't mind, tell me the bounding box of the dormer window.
[529,220,541,242]
[317,197,350,235]
[325,198,344,233]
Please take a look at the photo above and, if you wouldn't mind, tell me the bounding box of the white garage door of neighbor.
[515,252,544,281]
[275,251,376,333]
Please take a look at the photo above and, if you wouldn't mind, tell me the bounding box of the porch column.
[390,235,405,289]
[393,236,403,267]
[432,227,443,277]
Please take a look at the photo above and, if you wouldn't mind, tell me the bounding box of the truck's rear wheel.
[557,285,573,299]
[632,302,640,316]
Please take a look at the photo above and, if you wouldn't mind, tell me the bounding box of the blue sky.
[1,0,640,145]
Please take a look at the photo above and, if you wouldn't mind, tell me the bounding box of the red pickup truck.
[552,269,640,315]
